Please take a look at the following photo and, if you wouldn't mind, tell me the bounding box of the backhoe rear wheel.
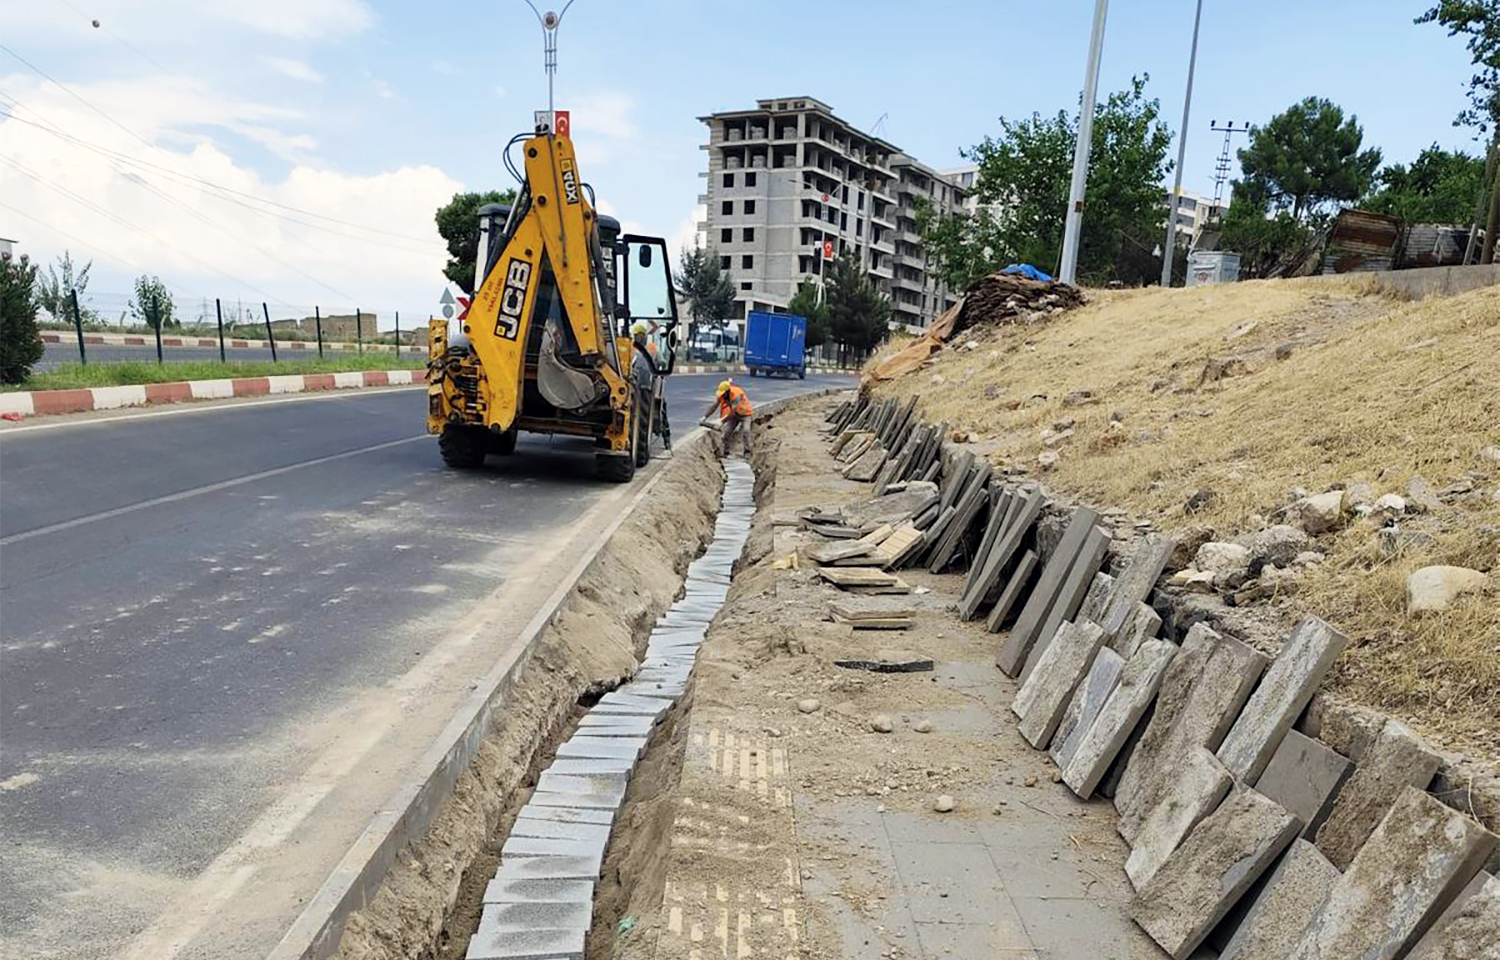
[487,427,518,456]
[439,423,487,469]
[597,450,635,483]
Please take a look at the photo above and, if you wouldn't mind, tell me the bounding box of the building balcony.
[893,272,924,292]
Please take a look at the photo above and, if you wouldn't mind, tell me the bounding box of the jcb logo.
[495,259,531,340]
[561,159,580,205]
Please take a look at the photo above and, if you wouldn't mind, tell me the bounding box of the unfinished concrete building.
[697,97,960,330]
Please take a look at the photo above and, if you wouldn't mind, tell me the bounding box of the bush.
[1,252,45,385]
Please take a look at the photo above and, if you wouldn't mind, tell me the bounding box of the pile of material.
[952,271,1087,334]
[816,391,1500,960]
[865,272,1084,383]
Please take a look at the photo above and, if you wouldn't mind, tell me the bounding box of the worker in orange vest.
[701,379,754,457]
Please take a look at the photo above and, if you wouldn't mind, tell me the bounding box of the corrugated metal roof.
[1327,209,1402,256]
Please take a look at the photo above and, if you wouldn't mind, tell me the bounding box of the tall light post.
[1161,0,1205,287]
[1058,0,1110,285]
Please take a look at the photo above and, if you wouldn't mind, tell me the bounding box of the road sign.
[439,289,456,305]
[457,295,471,320]
[441,304,455,318]
[822,239,835,261]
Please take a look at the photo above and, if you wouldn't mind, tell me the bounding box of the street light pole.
[1058,0,1110,285]
[1161,0,1205,287]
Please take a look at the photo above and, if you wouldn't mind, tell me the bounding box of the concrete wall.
[1308,263,1500,300]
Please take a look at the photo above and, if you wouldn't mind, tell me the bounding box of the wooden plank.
[958,489,1044,620]
[828,601,918,620]
[875,525,926,567]
[817,567,901,586]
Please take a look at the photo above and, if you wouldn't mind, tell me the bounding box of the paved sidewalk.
[637,399,1166,960]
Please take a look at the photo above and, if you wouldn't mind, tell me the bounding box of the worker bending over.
[703,379,754,457]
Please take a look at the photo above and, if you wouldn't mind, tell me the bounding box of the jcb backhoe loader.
[426,119,678,481]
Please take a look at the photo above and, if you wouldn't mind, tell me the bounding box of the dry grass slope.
[869,277,1499,753]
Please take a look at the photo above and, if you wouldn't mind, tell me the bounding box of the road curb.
[265,387,847,960]
[39,330,406,353]
[0,369,421,418]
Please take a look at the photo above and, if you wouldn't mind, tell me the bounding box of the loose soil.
[333,441,724,960]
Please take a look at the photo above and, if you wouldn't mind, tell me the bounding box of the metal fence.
[40,291,431,366]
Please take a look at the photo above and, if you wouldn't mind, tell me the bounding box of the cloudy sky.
[0,0,1482,327]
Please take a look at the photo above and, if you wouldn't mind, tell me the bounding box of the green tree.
[823,251,890,358]
[33,251,99,326]
[435,189,518,294]
[674,241,735,341]
[1418,1,1500,132]
[1418,2,1500,261]
[786,280,830,350]
[130,275,176,330]
[920,76,1173,287]
[1219,178,1313,278]
[1362,145,1487,222]
[1237,97,1382,219]
[1,252,44,384]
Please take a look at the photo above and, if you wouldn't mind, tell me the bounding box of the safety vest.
[718,385,753,417]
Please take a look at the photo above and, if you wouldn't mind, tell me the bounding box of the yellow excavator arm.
[427,122,680,481]
[464,132,629,433]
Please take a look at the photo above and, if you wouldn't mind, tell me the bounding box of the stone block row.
[464,461,756,960]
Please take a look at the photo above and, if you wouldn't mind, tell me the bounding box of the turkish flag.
[555,111,571,137]
[822,239,835,261]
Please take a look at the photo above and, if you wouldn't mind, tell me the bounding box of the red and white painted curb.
[0,369,418,419]
[39,331,404,354]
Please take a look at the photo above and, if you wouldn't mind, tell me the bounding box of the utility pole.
[1161,0,1204,288]
[1058,0,1110,285]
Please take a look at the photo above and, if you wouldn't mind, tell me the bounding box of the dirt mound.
[864,276,1500,760]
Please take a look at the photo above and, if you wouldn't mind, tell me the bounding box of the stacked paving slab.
[819,393,1500,960]
[464,460,756,960]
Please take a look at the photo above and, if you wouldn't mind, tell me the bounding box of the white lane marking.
[0,435,427,546]
[0,384,423,435]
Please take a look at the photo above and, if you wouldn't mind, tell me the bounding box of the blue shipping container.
[744,311,807,379]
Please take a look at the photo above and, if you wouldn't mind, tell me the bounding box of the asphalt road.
[0,371,852,959]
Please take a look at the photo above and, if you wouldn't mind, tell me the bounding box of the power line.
[0,155,293,304]
[0,197,150,275]
[0,105,444,250]
[0,48,382,301]
[0,78,362,303]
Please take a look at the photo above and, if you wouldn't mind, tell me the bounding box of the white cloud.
[430,60,463,77]
[0,74,459,314]
[6,0,374,42]
[371,78,398,101]
[668,205,706,257]
[264,57,324,84]
[216,0,374,40]
[569,91,638,141]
